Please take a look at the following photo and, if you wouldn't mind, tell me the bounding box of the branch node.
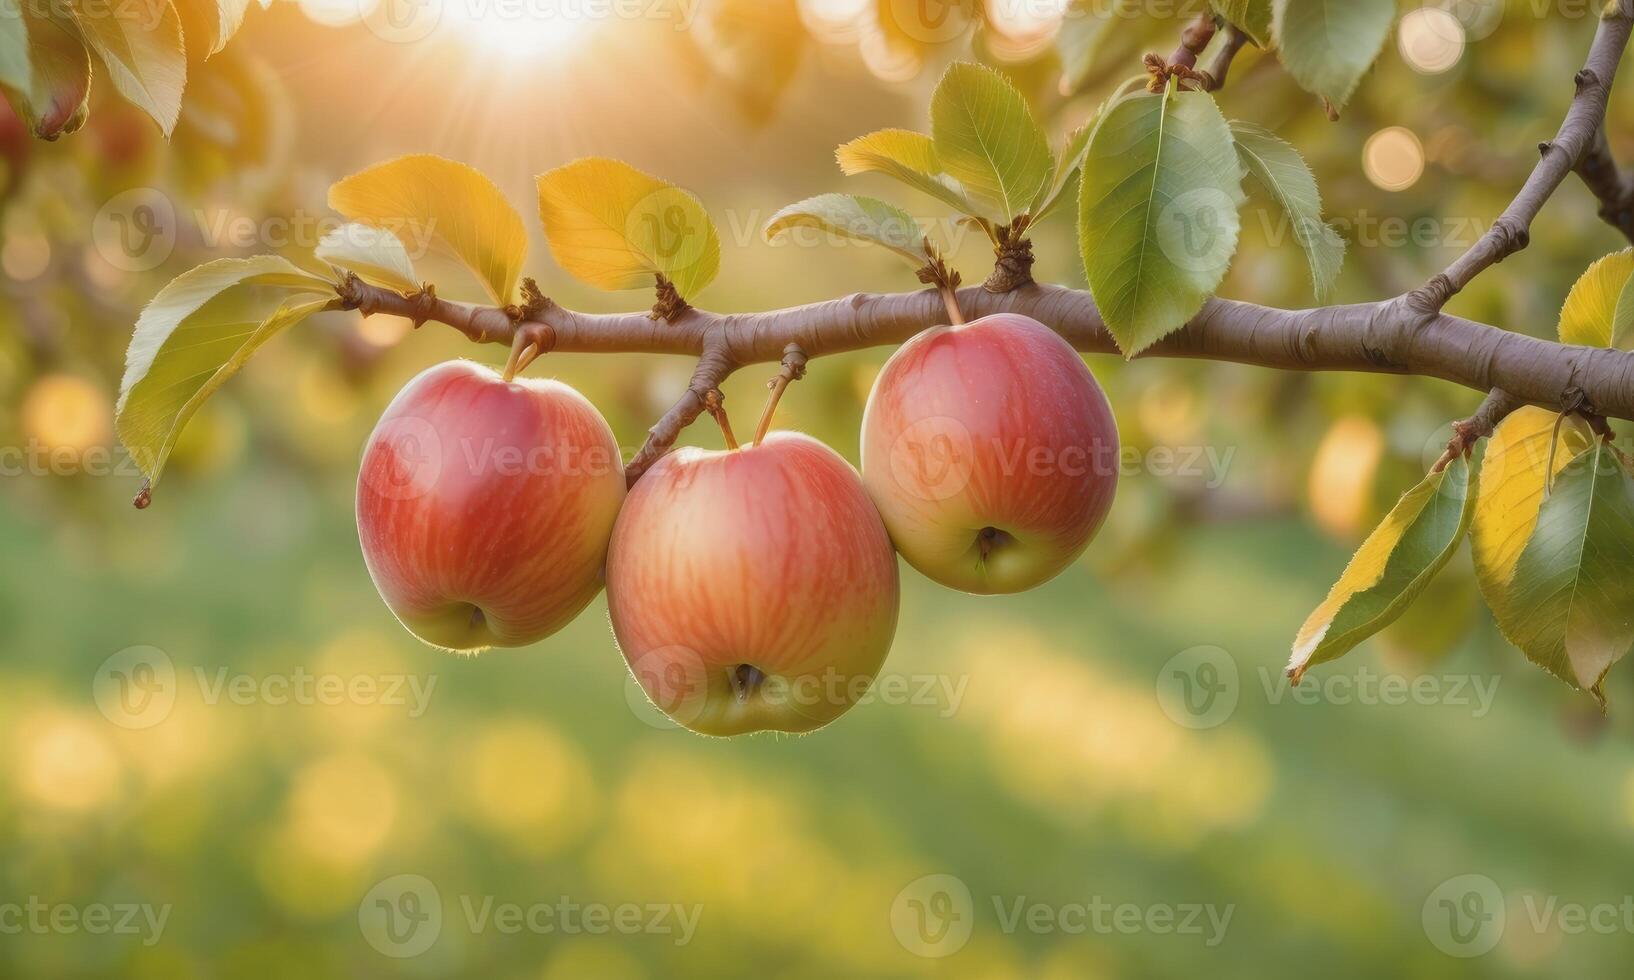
[1405,274,1456,316]
[1575,67,1600,93]
[651,275,692,322]
[408,283,438,330]
[984,216,1036,293]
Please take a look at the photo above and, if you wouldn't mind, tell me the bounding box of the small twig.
[918,239,965,325]
[1167,11,1216,71]
[1200,24,1251,92]
[753,344,809,446]
[1434,388,1523,470]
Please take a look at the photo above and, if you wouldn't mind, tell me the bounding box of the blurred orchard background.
[5,0,1634,976]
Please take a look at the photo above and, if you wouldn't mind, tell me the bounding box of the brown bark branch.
[1574,126,1634,244]
[1410,2,1634,313]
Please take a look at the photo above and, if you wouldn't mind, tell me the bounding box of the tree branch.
[1573,125,1634,245]
[1410,2,1634,313]
[342,277,1634,473]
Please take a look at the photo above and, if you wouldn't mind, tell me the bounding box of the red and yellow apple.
[607,432,899,736]
[357,360,625,652]
[860,313,1118,594]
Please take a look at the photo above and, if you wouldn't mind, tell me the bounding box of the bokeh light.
[1398,8,1465,74]
[1363,126,1426,192]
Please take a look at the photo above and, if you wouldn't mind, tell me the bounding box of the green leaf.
[1499,443,1634,698]
[536,157,721,301]
[1056,0,1124,94]
[1078,84,1246,356]
[330,154,528,305]
[1557,248,1634,349]
[1472,406,1596,623]
[764,194,925,267]
[930,62,1053,221]
[1212,0,1273,48]
[2,8,91,139]
[1271,0,1394,112]
[1288,454,1476,681]
[315,223,420,294]
[71,0,188,136]
[117,257,336,489]
[837,127,976,215]
[1231,120,1345,300]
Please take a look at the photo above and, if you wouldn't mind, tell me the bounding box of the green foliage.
[836,128,978,215]
[1496,444,1634,699]
[1271,0,1394,112]
[1230,120,1344,300]
[1289,455,1475,681]
[929,61,1054,222]
[536,157,722,301]
[764,194,926,267]
[1078,81,1245,356]
[116,257,335,489]
[1213,0,1274,48]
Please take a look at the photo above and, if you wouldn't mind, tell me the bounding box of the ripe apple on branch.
[111,3,1634,732]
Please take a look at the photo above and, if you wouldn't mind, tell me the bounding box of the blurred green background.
[5,1,1634,976]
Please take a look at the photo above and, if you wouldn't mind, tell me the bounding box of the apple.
[357,360,625,652]
[860,313,1118,594]
[607,432,900,736]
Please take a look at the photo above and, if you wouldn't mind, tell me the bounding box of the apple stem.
[704,388,739,450]
[939,284,966,327]
[753,344,809,446]
[502,337,540,382]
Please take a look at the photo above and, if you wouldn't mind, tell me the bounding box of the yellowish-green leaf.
[764,194,925,267]
[330,154,527,305]
[836,128,976,215]
[1078,84,1245,356]
[1271,0,1393,112]
[1289,454,1475,681]
[1056,0,1130,95]
[71,0,187,136]
[930,62,1053,221]
[0,13,28,93]
[117,256,335,489]
[3,7,91,139]
[1557,248,1634,349]
[1500,443,1634,698]
[316,223,419,294]
[1213,0,1273,47]
[1231,120,1345,300]
[1471,406,1595,608]
[536,157,721,301]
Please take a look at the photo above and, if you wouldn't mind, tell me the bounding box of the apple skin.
[607,432,900,736]
[356,360,625,652]
[860,313,1118,595]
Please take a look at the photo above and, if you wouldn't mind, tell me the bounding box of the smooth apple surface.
[860,313,1118,594]
[607,432,899,736]
[357,360,625,652]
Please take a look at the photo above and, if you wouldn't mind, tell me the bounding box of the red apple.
[357,360,625,652]
[860,313,1118,594]
[607,432,900,736]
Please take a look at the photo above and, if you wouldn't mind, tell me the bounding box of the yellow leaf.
[535,158,720,302]
[329,155,527,305]
[70,0,187,136]
[1558,248,1634,348]
[1471,406,1595,601]
[1290,454,1475,681]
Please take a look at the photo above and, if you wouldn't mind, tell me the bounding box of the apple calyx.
[730,664,766,703]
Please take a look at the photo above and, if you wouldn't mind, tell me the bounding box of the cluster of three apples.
[356,314,1118,735]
